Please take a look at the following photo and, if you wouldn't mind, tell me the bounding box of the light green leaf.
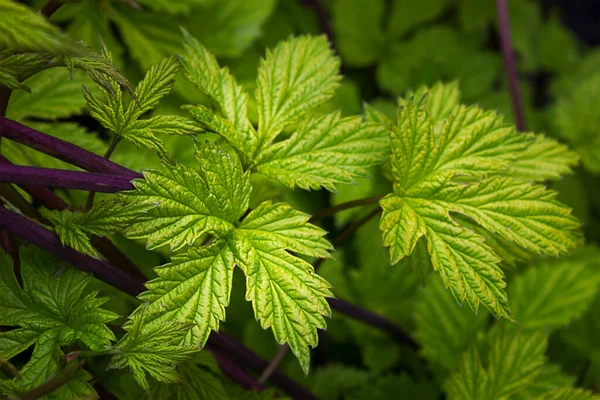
[509,135,579,182]
[83,55,183,158]
[445,326,548,400]
[255,112,389,191]
[535,388,600,400]
[513,363,574,400]
[0,0,73,53]
[233,202,333,374]
[109,303,199,390]
[42,200,150,258]
[181,31,255,153]
[415,274,488,370]
[380,89,581,319]
[138,242,235,347]
[509,250,600,330]
[255,35,341,152]
[125,142,251,250]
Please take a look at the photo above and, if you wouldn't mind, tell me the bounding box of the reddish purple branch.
[0,207,146,295]
[212,352,266,392]
[0,117,141,178]
[0,165,135,193]
[496,0,527,131]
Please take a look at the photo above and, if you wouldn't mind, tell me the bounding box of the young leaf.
[42,200,151,258]
[125,142,251,250]
[83,54,199,158]
[509,249,600,330]
[445,326,548,400]
[255,35,341,151]
[108,303,199,390]
[509,135,579,182]
[379,87,581,319]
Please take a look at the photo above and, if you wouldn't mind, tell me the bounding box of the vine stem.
[0,165,135,193]
[85,135,122,210]
[16,357,85,400]
[39,0,63,18]
[496,0,527,131]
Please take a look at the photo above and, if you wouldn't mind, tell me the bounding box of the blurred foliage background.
[6,0,600,398]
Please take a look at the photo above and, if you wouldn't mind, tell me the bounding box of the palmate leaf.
[379,85,581,319]
[126,142,251,251]
[126,143,334,373]
[83,53,201,159]
[182,34,388,191]
[0,245,117,396]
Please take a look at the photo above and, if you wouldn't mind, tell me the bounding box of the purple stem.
[212,352,266,392]
[0,165,135,193]
[328,298,419,350]
[207,333,318,400]
[0,117,141,178]
[0,207,146,295]
[496,0,527,131]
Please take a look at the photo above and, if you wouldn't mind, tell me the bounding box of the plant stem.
[212,352,266,392]
[39,0,63,18]
[309,195,383,223]
[16,358,85,400]
[0,117,140,178]
[85,136,122,210]
[0,165,135,193]
[258,343,289,385]
[300,0,335,48]
[0,207,146,295]
[496,0,527,131]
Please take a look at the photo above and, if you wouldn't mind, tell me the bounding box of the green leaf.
[255,112,389,191]
[108,303,199,390]
[83,55,185,158]
[509,135,579,182]
[7,68,91,121]
[415,274,488,370]
[509,250,600,331]
[445,325,548,400]
[535,388,600,400]
[125,142,251,250]
[233,201,333,374]
[181,31,255,154]
[0,0,73,53]
[255,35,341,152]
[379,89,581,319]
[144,353,228,400]
[554,73,600,173]
[386,0,452,39]
[331,0,385,67]
[41,200,151,258]
[0,245,116,396]
[513,363,574,400]
[310,364,369,399]
[139,242,235,347]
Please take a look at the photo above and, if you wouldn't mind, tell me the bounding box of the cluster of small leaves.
[378,82,581,319]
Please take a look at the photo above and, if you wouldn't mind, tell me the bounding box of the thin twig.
[496,0,527,131]
[85,136,122,210]
[39,0,63,18]
[212,352,266,392]
[258,343,289,385]
[0,117,140,178]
